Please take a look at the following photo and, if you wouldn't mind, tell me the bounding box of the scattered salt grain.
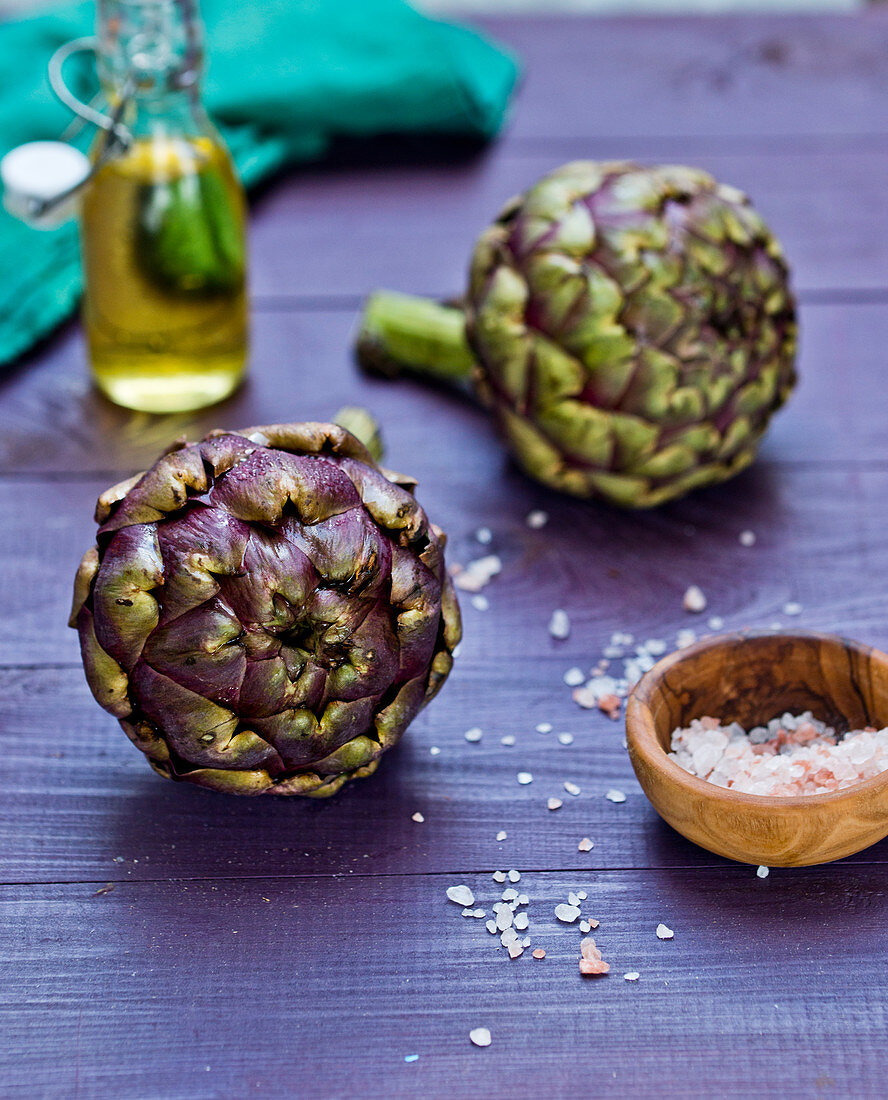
[624,972,640,982]
[496,831,507,841]
[518,772,534,785]
[462,908,475,917]
[572,687,598,710]
[475,527,492,545]
[683,585,707,613]
[533,948,546,959]
[496,908,513,931]
[739,530,757,547]
[404,1054,419,1063]
[597,694,622,720]
[501,928,518,946]
[454,554,502,593]
[536,722,553,734]
[606,790,626,804]
[411,812,424,823]
[656,924,674,940]
[555,904,581,923]
[676,629,697,649]
[564,667,585,687]
[547,798,563,811]
[707,616,724,632]
[502,889,518,901]
[464,727,483,743]
[568,892,581,907]
[577,891,587,901]
[549,609,571,640]
[757,865,770,879]
[579,920,591,933]
[471,595,489,612]
[508,941,524,959]
[430,746,441,756]
[579,938,610,976]
[514,913,529,931]
[558,733,574,746]
[783,601,803,617]
[486,920,497,934]
[578,838,594,852]
[501,735,516,747]
[527,510,548,529]
[469,1028,491,1048]
[508,869,521,883]
[446,885,475,907]
[517,893,529,905]
[564,781,581,797]
[493,871,506,883]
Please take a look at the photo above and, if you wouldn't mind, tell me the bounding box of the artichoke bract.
[70,421,461,796]
[357,161,797,507]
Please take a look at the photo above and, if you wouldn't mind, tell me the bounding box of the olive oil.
[81,135,247,412]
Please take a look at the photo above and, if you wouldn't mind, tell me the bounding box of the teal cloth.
[0,0,517,365]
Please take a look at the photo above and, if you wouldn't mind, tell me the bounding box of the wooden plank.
[1,302,886,478]
[5,661,888,886]
[2,868,887,1098]
[481,13,888,142]
[248,150,888,299]
[3,459,888,881]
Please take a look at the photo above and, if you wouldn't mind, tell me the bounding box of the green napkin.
[0,0,518,367]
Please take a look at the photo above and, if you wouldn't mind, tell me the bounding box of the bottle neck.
[97,0,204,109]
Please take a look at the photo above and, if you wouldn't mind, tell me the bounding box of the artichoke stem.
[355,291,477,388]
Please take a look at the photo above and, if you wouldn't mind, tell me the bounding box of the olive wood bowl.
[625,631,888,867]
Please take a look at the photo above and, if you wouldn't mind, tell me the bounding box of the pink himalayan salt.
[669,712,888,796]
[579,937,610,976]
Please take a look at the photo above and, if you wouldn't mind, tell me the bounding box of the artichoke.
[69,420,461,797]
[357,160,797,507]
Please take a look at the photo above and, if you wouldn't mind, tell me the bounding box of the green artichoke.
[357,160,797,507]
[69,421,461,797]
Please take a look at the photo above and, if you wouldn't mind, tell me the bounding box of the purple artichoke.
[70,421,461,796]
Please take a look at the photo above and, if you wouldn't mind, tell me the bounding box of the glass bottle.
[80,0,248,413]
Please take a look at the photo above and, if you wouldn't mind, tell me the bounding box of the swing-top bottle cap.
[1,140,91,228]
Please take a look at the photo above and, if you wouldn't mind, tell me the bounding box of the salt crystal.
[676,628,697,649]
[579,920,591,933]
[707,616,724,632]
[532,948,546,960]
[644,639,667,656]
[502,888,518,901]
[501,735,516,747]
[757,865,770,879]
[526,510,548,529]
[411,812,424,823]
[493,871,506,883]
[475,527,492,545]
[564,781,581,797]
[454,554,502,593]
[536,722,553,734]
[501,928,518,946]
[514,913,529,931]
[496,907,513,931]
[549,609,571,640]
[624,972,640,982]
[496,831,507,841]
[517,772,534,785]
[555,904,581,923]
[471,595,489,612]
[430,746,441,756]
[486,920,497,934]
[558,733,574,746]
[517,894,529,905]
[462,908,474,917]
[473,910,486,918]
[606,789,626,803]
[783,601,802,617]
[739,530,757,547]
[464,727,483,743]
[578,837,593,852]
[508,941,524,959]
[469,1028,491,1048]
[564,667,585,687]
[683,585,707,613]
[446,885,474,906]
[656,923,674,940]
[508,869,521,883]
[568,892,581,907]
[577,891,587,901]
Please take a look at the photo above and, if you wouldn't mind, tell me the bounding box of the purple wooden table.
[3,13,888,1097]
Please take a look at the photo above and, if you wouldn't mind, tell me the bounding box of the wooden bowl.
[625,631,888,866]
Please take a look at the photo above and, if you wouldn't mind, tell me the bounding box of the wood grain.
[2,867,887,1099]
[627,632,888,866]
[2,13,888,1097]
[3,302,888,477]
